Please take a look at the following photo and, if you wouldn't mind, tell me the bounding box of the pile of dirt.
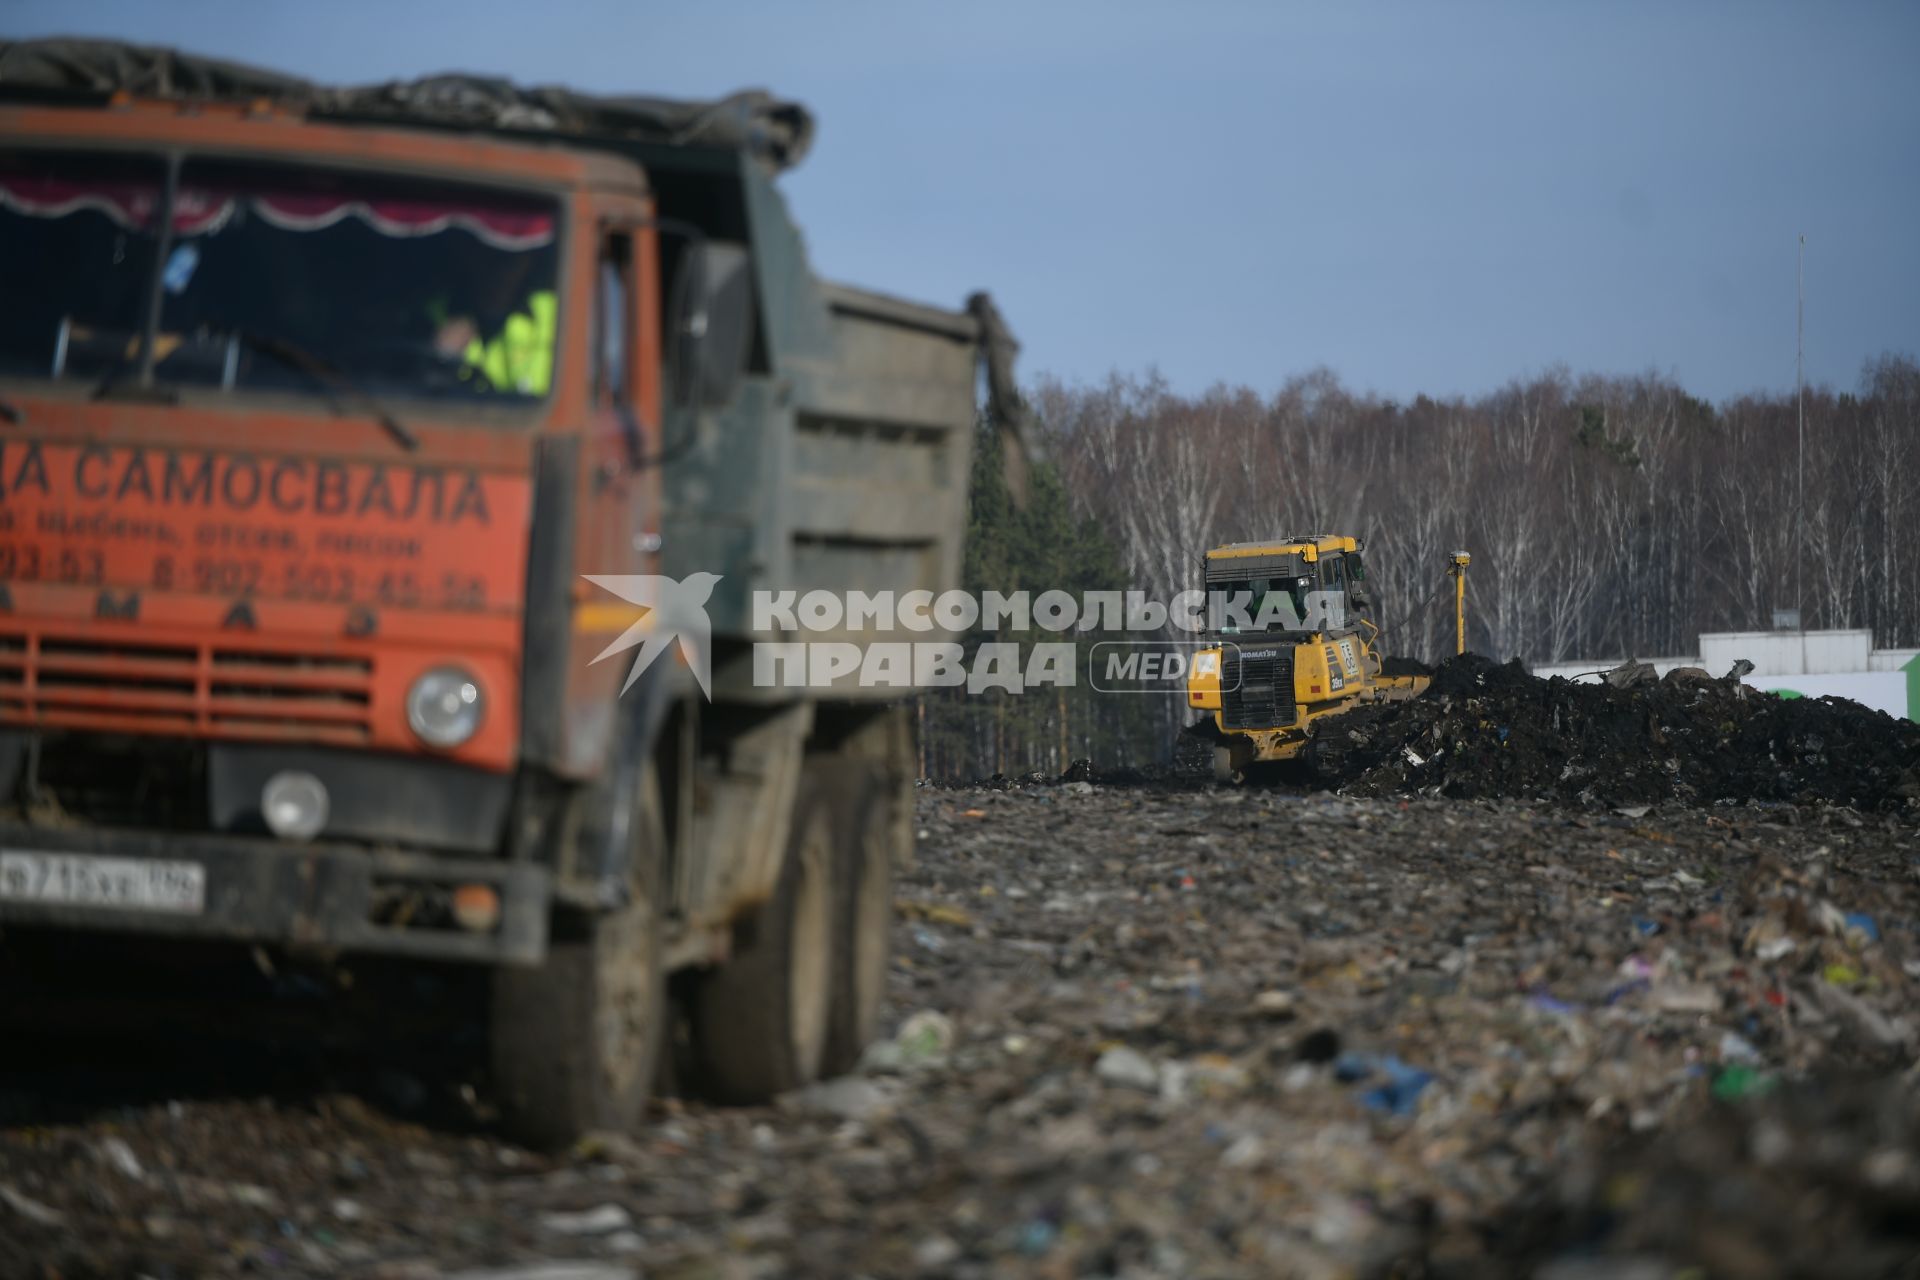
[1313,653,1920,812]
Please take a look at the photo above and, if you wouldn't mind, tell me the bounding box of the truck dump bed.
[661,266,982,697]
[732,281,977,641]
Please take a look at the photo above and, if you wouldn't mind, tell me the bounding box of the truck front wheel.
[687,776,835,1102]
[491,770,667,1147]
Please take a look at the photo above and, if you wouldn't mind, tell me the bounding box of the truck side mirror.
[671,241,753,410]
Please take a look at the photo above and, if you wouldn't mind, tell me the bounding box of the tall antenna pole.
[1796,233,1805,624]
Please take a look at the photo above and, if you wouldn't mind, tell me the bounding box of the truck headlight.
[406,666,484,748]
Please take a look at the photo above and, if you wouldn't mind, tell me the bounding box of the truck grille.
[1221,646,1295,730]
[25,734,211,829]
[0,627,373,746]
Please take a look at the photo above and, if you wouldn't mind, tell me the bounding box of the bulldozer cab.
[1202,535,1368,638]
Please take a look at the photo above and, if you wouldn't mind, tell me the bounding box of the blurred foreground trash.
[538,1204,633,1236]
[1333,1053,1435,1116]
[1095,1046,1160,1091]
[780,1077,895,1122]
[0,1184,65,1228]
[894,1009,955,1063]
[5,785,1915,1276]
[446,1266,634,1280]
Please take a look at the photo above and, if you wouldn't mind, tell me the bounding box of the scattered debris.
[779,1077,895,1122]
[888,1009,955,1067]
[97,1136,144,1182]
[1,786,1913,1276]
[445,1266,635,1280]
[1094,1045,1160,1092]
[538,1204,634,1237]
[0,1185,64,1229]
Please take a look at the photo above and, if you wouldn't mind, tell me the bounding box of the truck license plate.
[0,851,206,915]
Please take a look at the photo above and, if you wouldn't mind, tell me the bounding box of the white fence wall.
[1700,630,1873,677]
[1524,629,1916,721]
[1743,673,1909,719]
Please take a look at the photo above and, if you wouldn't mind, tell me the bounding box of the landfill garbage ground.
[4,772,1918,1279]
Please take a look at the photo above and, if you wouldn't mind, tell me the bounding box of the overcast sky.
[9,0,1916,403]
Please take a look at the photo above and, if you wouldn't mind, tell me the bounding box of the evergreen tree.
[919,419,1157,779]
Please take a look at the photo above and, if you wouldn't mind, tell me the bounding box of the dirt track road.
[3,785,1917,1279]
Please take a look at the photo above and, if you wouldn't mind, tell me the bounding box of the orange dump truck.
[0,40,1024,1142]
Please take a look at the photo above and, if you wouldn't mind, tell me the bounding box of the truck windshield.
[0,149,560,405]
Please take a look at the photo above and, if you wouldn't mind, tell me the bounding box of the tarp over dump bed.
[0,37,815,173]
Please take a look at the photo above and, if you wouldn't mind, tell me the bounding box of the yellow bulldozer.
[1185,534,1469,781]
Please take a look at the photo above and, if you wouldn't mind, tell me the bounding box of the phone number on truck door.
[0,544,106,584]
[146,557,490,609]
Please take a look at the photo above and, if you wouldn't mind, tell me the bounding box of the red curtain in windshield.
[0,176,233,234]
[247,194,553,249]
[0,176,553,250]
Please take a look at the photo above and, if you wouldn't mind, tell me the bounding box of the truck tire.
[822,771,893,1076]
[687,778,835,1102]
[491,769,667,1147]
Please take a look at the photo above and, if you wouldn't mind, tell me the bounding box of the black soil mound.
[1311,653,1920,812]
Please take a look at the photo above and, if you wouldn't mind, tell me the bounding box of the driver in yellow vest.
[430,290,557,396]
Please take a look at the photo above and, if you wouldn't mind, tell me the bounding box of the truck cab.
[0,96,673,917]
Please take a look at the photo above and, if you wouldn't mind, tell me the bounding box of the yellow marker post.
[1449,551,1471,656]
